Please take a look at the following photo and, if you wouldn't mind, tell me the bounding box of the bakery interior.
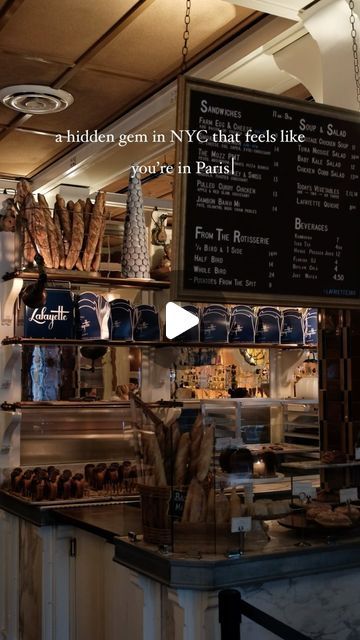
[0,1,360,639]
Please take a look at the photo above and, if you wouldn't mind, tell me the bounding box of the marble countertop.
[112,519,360,590]
[3,489,360,590]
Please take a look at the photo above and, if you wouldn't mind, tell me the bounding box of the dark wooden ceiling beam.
[0,0,25,33]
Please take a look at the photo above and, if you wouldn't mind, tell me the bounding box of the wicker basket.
[138,484,172,545]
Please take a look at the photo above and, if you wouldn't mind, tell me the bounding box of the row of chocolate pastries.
[9,461,138,501]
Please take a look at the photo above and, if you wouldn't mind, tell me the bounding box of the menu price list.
[181,83,360,302]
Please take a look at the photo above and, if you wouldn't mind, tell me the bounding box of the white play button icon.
[165,302,199,340]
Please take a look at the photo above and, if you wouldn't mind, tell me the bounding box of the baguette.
[15,181,36,263]
[174,432,190,486]
[189,414,203,476]
[32,203,53,267]
[53,208,66,268]
[196,426,214,482]
[23,192,37,264]
[82,191,106,271]
[65,200,84,269]
[91,212,107,271]
[37,194,61,269]
[55,195,72,255]
[164,421,181,484]
[83,197,93,240]
[76,198,93,270]
[181,478,207,523]
[142,431,167,487]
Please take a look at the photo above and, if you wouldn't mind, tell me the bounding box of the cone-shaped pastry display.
[121,169,150,278]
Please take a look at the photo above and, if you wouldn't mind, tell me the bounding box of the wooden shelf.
[1,337,317,348]
[2,269,170,290]
[284,432,320,440]
[2,337,157,346]
[1,399,184,412]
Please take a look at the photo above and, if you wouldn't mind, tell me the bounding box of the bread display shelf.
[1,336,316,348]
[1,489,138,509]
[2,269,170,289]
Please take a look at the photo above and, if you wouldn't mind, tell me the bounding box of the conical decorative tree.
[121,169,150,278]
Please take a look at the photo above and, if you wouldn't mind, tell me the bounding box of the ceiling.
[0,0,312,199]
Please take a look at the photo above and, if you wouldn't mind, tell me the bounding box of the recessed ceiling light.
[0,84,74,114]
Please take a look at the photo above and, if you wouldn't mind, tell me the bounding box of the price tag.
[231,516,252,533]
[339,487,358,503]
[292,481,316,499]
[355,447,360,461]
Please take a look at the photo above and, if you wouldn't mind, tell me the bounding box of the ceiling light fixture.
[0,84,74,114]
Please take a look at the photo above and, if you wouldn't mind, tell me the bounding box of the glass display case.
[130,397,360,555]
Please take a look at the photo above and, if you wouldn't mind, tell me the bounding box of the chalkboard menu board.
[172,77,360,308]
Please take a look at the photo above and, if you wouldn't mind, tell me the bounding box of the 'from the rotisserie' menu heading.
[172,77,360,308]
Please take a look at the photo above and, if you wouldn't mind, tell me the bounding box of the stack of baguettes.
[139,415,248,525]
[15,178,107,272]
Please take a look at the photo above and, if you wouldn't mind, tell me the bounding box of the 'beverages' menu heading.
[172,78,360,307]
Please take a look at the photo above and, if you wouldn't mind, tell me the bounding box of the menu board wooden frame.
[172,76,360,308]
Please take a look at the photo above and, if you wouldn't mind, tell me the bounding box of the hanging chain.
[181,0,191,73]
[349,0,360,110]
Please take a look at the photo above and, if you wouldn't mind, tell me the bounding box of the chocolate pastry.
[129,465,138,492]
[58,469,72,499]
[47,469,60,501]
[92,463,107,491]
[22,469,35,497]
[71,473,85,499]
[122,460,132,492]
[106,463,120,493]
[31,470,47,501]
[10,467,23,492]
[84,463,95,486]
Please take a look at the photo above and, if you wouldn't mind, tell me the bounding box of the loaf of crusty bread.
[196,426,214,482]
[181,478,207,523]
[189,414,203,476]
[174,432,190,485]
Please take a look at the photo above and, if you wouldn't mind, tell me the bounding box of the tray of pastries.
[279,502,360,531]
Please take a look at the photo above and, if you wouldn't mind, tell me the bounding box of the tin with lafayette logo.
[24,289,75,339]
